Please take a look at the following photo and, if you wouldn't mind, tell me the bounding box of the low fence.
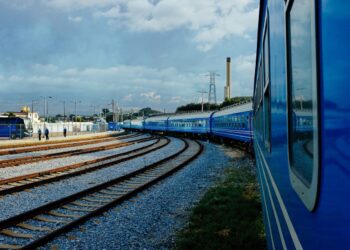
[0,122,109,139]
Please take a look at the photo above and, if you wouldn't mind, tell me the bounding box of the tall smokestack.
[224,57,231,100]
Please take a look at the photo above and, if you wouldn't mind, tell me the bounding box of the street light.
[39,96,53,126]
[46,96,53,123]
[70,100,81,135]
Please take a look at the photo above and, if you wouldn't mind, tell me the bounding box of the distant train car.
[168,112,211,135]
[0,117,27,139]
[211,102,253,143]
[144,115,169,132]
[253,0,350,249]
[120,120,131,130]
[108,122,120,131]
[130,118,144,131]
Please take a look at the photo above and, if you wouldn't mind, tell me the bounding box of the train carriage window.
[263,12,271,151]
[286,0,319,211]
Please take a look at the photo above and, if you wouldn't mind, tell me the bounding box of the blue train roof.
[168,112,213,120]
[212,102,253,117]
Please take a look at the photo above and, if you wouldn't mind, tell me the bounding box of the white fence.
[32,122,108,136]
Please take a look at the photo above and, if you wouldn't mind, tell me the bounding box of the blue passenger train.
[253,0,350,248]
[120,102,253,144]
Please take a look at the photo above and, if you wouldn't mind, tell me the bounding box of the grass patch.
[175,158,266,250]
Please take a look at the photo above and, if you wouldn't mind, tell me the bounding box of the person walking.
[63,127,67,137]
[38,128,42,141]
[44,128,49,140]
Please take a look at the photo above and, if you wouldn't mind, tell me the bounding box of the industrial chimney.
[224,57,231,100]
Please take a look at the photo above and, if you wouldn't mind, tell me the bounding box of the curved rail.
[0,132,131,150]
[0,135,152,169]
[0,133,140,156]
[0,137,169,195]
[0,139,202,249]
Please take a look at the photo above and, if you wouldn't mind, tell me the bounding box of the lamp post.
[40,96,53,127]
[45,96,53,123]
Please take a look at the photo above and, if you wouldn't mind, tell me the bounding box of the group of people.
[37,127,67,141]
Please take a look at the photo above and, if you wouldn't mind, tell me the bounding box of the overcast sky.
[0,0,258,115]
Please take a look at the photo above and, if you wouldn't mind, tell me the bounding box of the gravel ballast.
[0,134,148,160]
[0,137,184,221]
[0,136,156,180]
[45,140,236,249]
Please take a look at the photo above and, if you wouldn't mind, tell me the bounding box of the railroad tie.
[16,223,51,232]
[34,216,67,224]
[0,229,33,239]
[0,244,22,249]
[6,182,23,187]
[17,180,33,184]
[82,197,110,203]
[62,205,94,212]
[99,190,123,196]
[90,193,116,199]
[47,211,81,218]
[70,201,101,208]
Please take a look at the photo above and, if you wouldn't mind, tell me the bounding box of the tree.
[175,96,252,113]
[176,103,220,113]
[102,108,109,117]
[220,97,252,108]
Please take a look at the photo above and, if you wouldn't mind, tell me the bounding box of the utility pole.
[198,90,208,112]
[72,100,81,123]
[60,100,66,123]
[112,99,116,123]
[43,97,46,128]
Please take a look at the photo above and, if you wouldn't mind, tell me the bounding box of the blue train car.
[0,117,27,139]
[108,122,120,131]
[144,115,169,132]
[120,120,131,130]
[168,112,211,134]
[253,0,350,249]
[130,118,144,130]
[211,102,253,143]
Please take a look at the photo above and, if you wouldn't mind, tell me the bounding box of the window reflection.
[288,0,316,186]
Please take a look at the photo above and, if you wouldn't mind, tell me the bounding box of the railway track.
[0,132,129,150]
[0,139,202,250]
[0,137,169,195]
[0,135,152,169]
[0,133,139,156]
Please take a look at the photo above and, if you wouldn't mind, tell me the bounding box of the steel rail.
[0,132,130,150]
[0,133,140,156]
[0,137,169,195]
[0,139,203,250]
[0,135,152,169]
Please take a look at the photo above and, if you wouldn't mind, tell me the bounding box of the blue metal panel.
[211,110,253,143]
[168,117,210,134]
[254,0,350,248]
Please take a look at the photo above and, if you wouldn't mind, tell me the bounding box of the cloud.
[231,54,256,96]
[0,64,203,111]
[33,64,59,73]
[68,16,83,23]
[123,94,133,102]
[92,0,258,51]
[41,0,115,11]
[94,6,120,18]
[140,91,161,102]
